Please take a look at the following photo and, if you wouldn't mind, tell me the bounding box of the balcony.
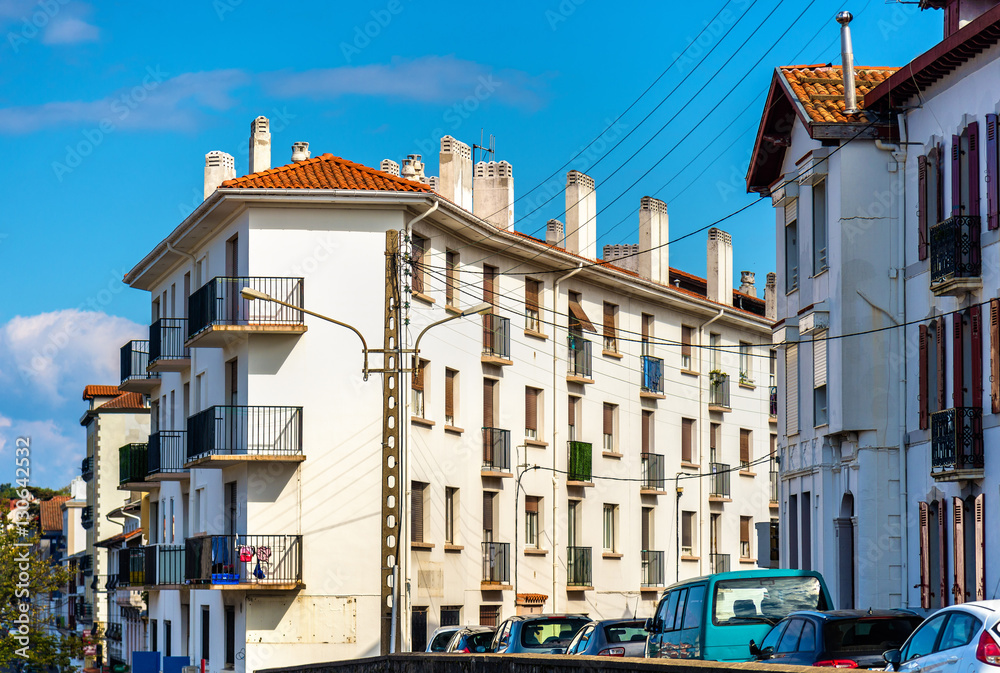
[641,453,666,493]
[930,215,982,296]
[567,335,593,383]
[641,550,665,588]
[931,407,984,481]
[186,405,304,467]
[147,430,189,480]
[123,544,184,588]
[709,462,731,500]
[710,552,731,574]
[567,441,593,485]
[74,601,93,622]
[117,547,148,587]
[640,355,664,398]
[709,372,731,412]
[148,318,190,372]
[567,546,592,588]
[770,470,779,505]
[119,443,150,490]
[80,456,93,481]
[187,276,305,347]
[769,386,778,420]
[482,427,511,475]
[481,542,510,588]
[80,554,93,573]
[81,506,94,530]
[481,314,512,365]
[120,340,159,393]
[184,534,302,589]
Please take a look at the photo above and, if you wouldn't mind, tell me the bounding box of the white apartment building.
[115,116,775,669]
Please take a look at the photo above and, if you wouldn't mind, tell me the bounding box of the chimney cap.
[291,142,310,162]
[836,10,853,24]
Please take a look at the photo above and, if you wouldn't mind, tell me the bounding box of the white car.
[884,600,1000,672]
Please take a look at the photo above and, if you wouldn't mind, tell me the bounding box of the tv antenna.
[473,130,495,164]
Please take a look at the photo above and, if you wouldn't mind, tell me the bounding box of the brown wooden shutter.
[987,114,999,230]
[954,497,966,604]
[937,320,947,410]
[968,122,981,216]
[975,493,986,600]
[954,314,965,408]
[412,237,425,295]
[412,360,425,391]
[681,419,692,463]
[936,144,946,222]
[740,517,750,546]
[483,379,494,428]
[992,299,1000,413]
[525,496,539,514]
[411,484,424,543]
[681,326,692,360]
[568,294,596,332]
[445,370,455,418]
[953,134,963,216]
[970,306,983,410]
[525,388,538,432]
[938,499,948,609]
[740,430,750,465]
[567,396,576,428]
[483,492,494,533]
[641,411,650,454]
[483,265,497,307]
[603,403,613,436]
[918,155,929,260]
[919,501,931,609]
[525,279,539,313]
[603,303,616,342]
[919,325,929,429]
[642,314,651,339]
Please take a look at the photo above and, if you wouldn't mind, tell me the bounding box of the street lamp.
[412,302,492,368]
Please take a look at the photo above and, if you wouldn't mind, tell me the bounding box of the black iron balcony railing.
[117,547,148,587]
[79,554,93,573]
[106,623,122,642]
[481,542,510,584]
[81,456,93,481]
[931,407,984,475]
[930,215,981,286]
[568,335,593,379]
[148,430,188,476]
[120,340,157,387]
[641,550,664,587]
[482,427,511,472]
[710,552,731,574]
[187,405,303,461]
[770,470,779,503]
[641,355,664,394]
[769,386,778,417]
[709,462,730,498]
[149,318,190,364]
[184,534,302,585]
[74,601,93,622]
[641,453,665,491]
[482,314,511,360]
[119,443,148,485]
[81,506,94,530]
[188,276,304,339]
[567,546,592,586]
[709,372,731,408]
[567,441,592,482]
[153,544,185,585]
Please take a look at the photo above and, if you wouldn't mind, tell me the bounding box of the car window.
[429,630,454,652]
[468,631,493,653]
[797,620,816,653]
[519,618,589,648]
[661,591,681,631]
[760,620,788,653]
[824,617,923,653]
[776,618,805,654]
[938,612,982,652]
[604,623,647,644]
[569,625,594,653]
[902,613,948,661]
[681,585,706,630]
[493,620,512,651]
[671,590,689,631]
[714,576,825,626]
[655,592,673,629]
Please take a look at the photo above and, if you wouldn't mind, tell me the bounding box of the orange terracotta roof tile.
[82,385,120,400]
[40,496,70,532]
[779,65,899,124]
[96,392,147,411]
[221,153,433,192]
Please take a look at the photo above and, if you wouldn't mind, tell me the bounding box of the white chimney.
[291,142,310,162]
[706,227,734,305]
[249,115,270,173]
[837,11,858,115]
[402,154,425,181]
[638,196,669,284]
[739,271,757,297]
[473,161,515,230]
[565,171,597,258]
[204,151,235,200]
[381,159,400,177]
[546,219,564,246]
[439,136,473,210]
[765,272,777,320]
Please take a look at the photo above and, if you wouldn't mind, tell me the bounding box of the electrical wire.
[515,453,773,485]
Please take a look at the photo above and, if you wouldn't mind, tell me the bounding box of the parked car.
[490,614,590,654]
[566,618,648,657]
[749,609,923,668]
[645,569,834,662]
[883,600,1000,672]
[444,626,496,653]
[426,625,462,652]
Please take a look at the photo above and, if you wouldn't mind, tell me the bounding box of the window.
[709,333,721,372]
[603,302,618,352]
[412,359,427,418]
[681,511,696,556]
[525,387,541,440]
[483,264,498,309]
[602,504,618,552]
[681,585,706,629]
[444,368,457,426]
[901,613,948,662]
[567,500,580,547]
[814,330,827,427]
[785,200,799,292]
[938,611,982,651]
[525,278,542,332]
[642,410,653,454]
[411,234,427,295]
[444,487,458,545]
[918,145,946,259]
[479,605,501,627]
[445,250,459,307]
[525,496,540,548]
[681,418,695,464]
[224,605,235,668]
[641,313,654,356]
[568,395,580,442]
[740,516,752,559]
[483,378,498,429]
[441,606,461,628]
[786,344,799,435]
[709,422,720,463]
[201,606,210,663]
[812,181,827,273]
[483,491,497,542]
[164,620,172,657]
[814,386,828,427]
[411,606,427,652]
[681,325,693,370]
[151,618,158,652]
[411,481,428,543]
[641,507,653,550]
[739,429,751,470]
[739,342,753,384]
[603,403,616,452]
[769,349,777,387]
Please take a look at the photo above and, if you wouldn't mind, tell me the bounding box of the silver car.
[565,618,648,657]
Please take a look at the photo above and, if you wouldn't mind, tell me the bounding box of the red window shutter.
[603,303,616,342]
[681,326,693,360]
[975,494,986,600]
[987,115,999,230]
[936,144,946,222]
[993,299,1000,413]
[525,496,539,514]
[918,155,929,260]
[952,135,963,216]
[919,501,931,609]
[970,306,983,410]
[968,122,981,217]
[937,319,947,410]
[954,497,966,604]
[525,388,538,432]
[954,313,965,408]
[919,325,929,429]
[938,499,949,608]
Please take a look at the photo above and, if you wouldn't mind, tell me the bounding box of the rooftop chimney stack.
[291,142,310,162]
[439,136,473,211]
[765,272,777,320]
[402,154,426,181]
[546,219,564,246]
[473,161,515,230]
[638,196,669,284]
[204,151,236,200]
[706,227,734,306]
[380,159,401,177]
[739,271,757,297]
[837,11,858,115]
[249,116,271,174]
[565,171,597,258]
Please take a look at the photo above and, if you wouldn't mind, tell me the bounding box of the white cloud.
[0,414,81,489]
[42,16,99,45]
[1,1,100,47]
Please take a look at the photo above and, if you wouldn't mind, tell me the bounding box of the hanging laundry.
[238,546,254,562]
[256,546,272,563]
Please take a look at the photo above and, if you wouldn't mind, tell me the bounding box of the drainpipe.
[698,308,724,575]
[552,263,583,610]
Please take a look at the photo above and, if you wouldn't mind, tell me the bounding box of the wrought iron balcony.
[74,601,93,622]
[567,546,592,587]
[185,534,302,587]
[117,547,149,587]
[709,462,731,499]
[148,430,188,479]
[481,541,510,585]
[81,506,94,530]
[119,443,149,488]
[120,340,159,392]
[641,453,665,492]
[710,552,731,574]
[709,372,731,410]
[123,544,184,587]
[80,456,93,481]
[187,276,305,346]
[641,355,664,395]
[931,407,984,481]
[770,470,779,503]
[567,335,593,380]
[930,215,982,296]
[79,554,93,573]
[482,314,511,363]
[482,427,511,473]
[769,386,778,418]
[567,441,592,483]
[641,550,664,587]
[148,318,190,371]
[186,405,303,465]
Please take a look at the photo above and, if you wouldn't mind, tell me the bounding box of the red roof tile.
[96,392,147,411]
[221,153,433,192]
[82,385,120,400]
[40,496,70,532]
[779,65,899,124]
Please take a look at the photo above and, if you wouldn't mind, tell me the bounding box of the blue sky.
[0,0,940,489]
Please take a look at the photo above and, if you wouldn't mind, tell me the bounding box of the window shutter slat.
[681,326,692,359]
[483,379,494,428]
[992,300,1000,413]
[971,306,983,410]
[969,122,981,216]
[937,320,947,410]
[567,396,576,427]
[938,499,949,609]
[445,370,455,417]
[525,280,539,312]
[740,429,750,464]
[681,419,692,463]
[603,403,613,435]
[813,333,827,388]
[641,412,650,454]
[919,501,931,609]
[786,345,799,435]
[411,485,424,543]
[525,388,538,432]
[952,135,963,216]
[918,155,929,259]
[919,325,929,429]
[525,496,538,514]
[603,303,615,340]
[954,497,966,604]
[988,115,999,229]
[954,314,965,408]
[483,492,494,532]
[483,265,497,307]
[412,361,424,391]
[975,493,986,600]
[740,517,749,542]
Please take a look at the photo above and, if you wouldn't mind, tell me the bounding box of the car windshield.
[603,622,647,644]
[520,618,590,648]
[713,576,825,626]
[824,618,924,653]
[465,631,493,652]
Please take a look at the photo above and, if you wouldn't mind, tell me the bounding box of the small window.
[525,387,541,440]
[641,410,653,453]
[814,385,828,427]
[525,279,542,332]
[740,429,752,470]
[681,511,696,556]
[603,403,617,452]
[412,359,428,419]
[602,504,618,552]
[444,368,457,426]
[441,606,461,627]
[776,618,804,653]
[785,202,799,293]
[444,487,458,545]
[641,314,654,356]
[480,605,501,628]
[568,395,580,442]
[525,496,541,548]
[812,181,828,274]
[411,234,427,296]
[740,516,752,559]
[739,342,753,385]
[603,302,618,352]
[483,264,498,309]
[681,325,693,370]
[681,418,695,463]
[937,612,982,651]
[411,481,428,543]
[445,250,459,307]
[797,620,816,653]
[902,613,948,661]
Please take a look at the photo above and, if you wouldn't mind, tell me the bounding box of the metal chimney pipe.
[837,11,858,114]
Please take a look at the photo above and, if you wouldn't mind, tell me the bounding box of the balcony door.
[226,234,240,323]
[568,500,579,548]
[225,358,239,453]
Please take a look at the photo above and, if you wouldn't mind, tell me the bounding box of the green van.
[644,569,833,662]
